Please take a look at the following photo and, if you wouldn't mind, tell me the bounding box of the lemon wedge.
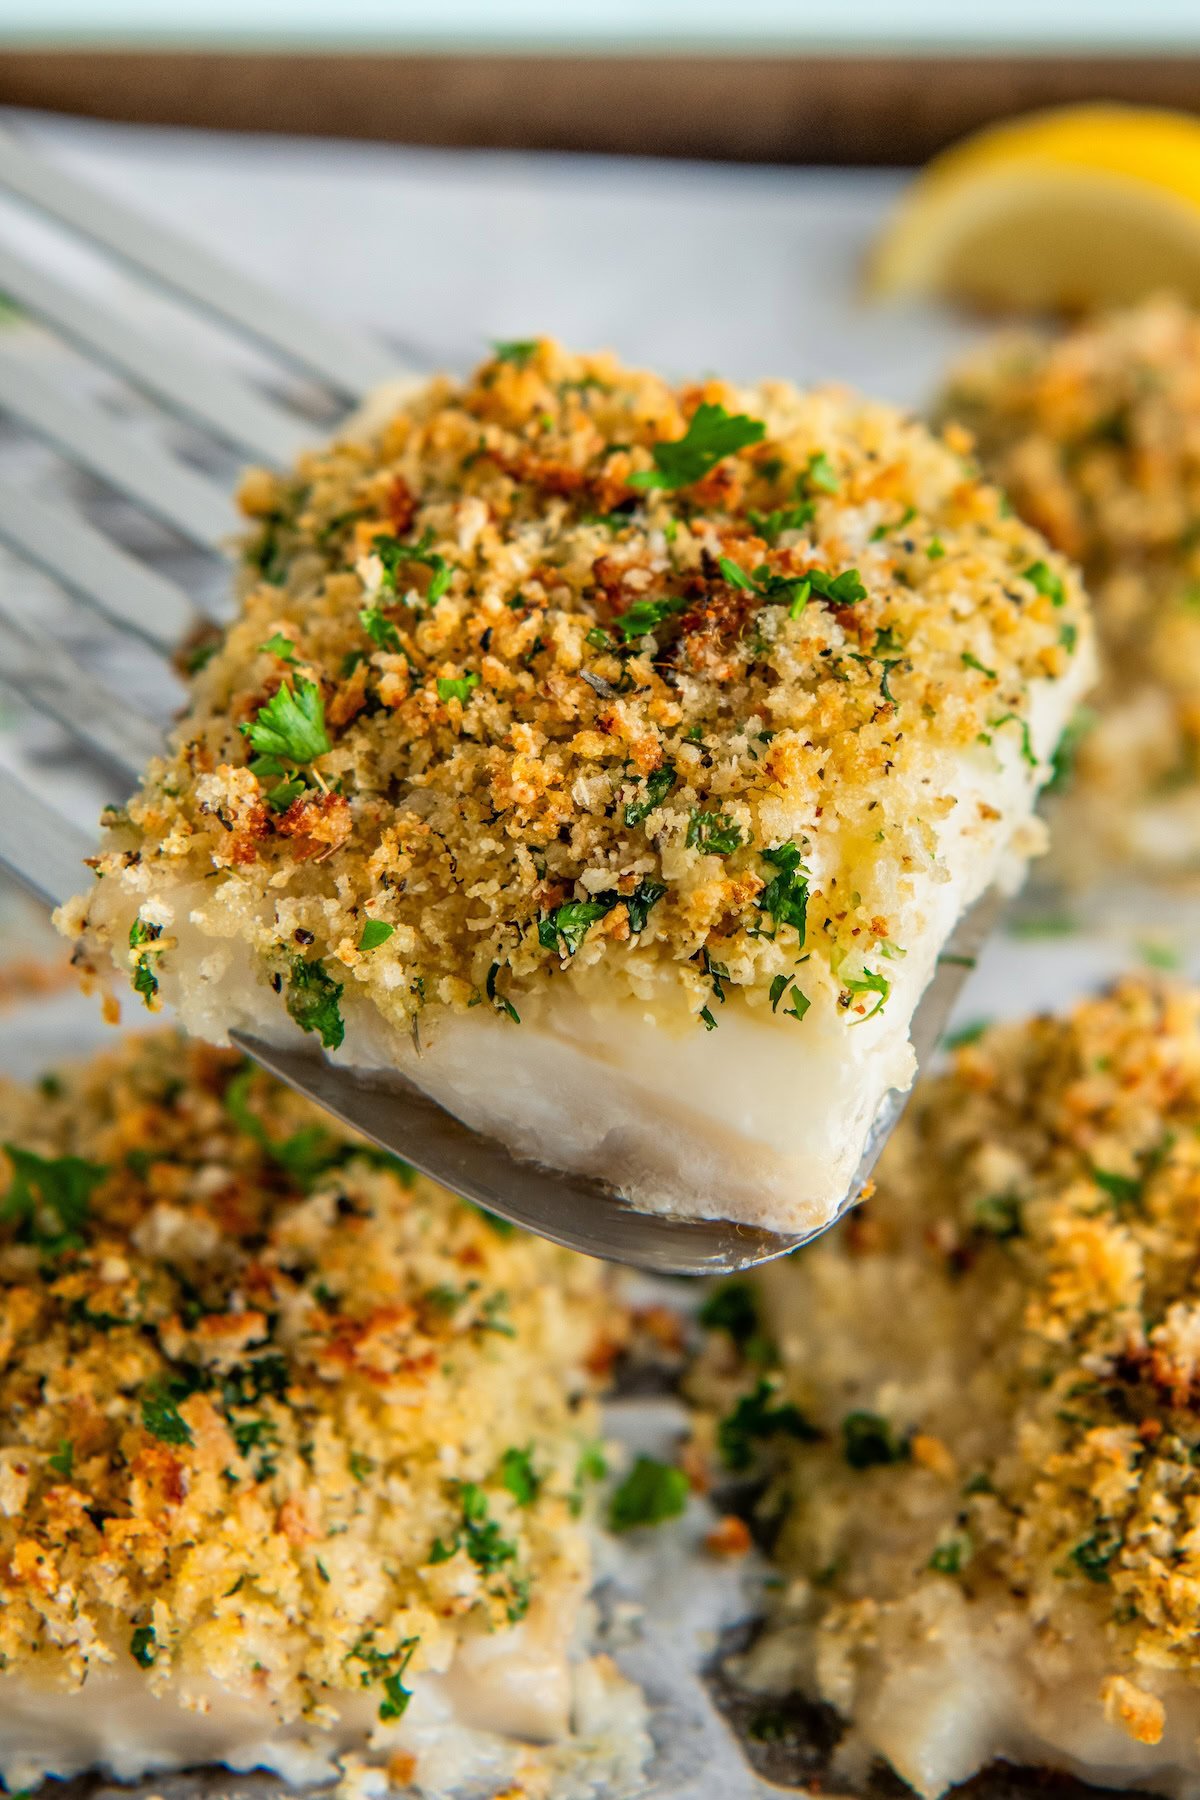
[870,105,1200,311]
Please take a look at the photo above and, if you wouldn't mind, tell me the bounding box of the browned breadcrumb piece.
[0,1032,610,1713]
[64,337,1087,1037]
[940,295,1200,860]
[691,978,1200,1714]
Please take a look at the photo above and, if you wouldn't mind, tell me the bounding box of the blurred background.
[2,1,1200,164]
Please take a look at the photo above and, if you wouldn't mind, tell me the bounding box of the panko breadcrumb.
[692,979,1200,1798]
[57,339,1093,1231]
[940,295,1200,874]
[0,1031,620,1794]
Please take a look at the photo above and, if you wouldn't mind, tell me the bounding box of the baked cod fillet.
[695,980,1200,1798]
[59,340,1094,1234]
[0,1032,635,1794]
[940,295,1200,875]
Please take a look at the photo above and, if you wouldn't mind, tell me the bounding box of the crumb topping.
[941,296,1200,841]
[0,1033,609,1713]
[71,338,1086,1039]
[692,980,1200,1698]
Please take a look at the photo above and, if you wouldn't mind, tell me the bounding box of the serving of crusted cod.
[940,294,1200,875]
[0,1031,635,1795]
[58,339,1092,1234]
[692,980,1200,1798]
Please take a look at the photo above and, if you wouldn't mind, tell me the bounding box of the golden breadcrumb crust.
[691,979,1200,1721]
[63,338,1087,1040]
[941,296,1200,858]
[0,1032,609,1715]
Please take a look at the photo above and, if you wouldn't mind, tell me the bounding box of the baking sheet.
[1,106,1198,1800]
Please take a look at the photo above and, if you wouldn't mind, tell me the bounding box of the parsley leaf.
[844,967,890,1021]
[756,841,809,941]
[286,956,345,1050]
[259,632,299,664]
[486,961,521,1024]
[140,1377,194,1447]
[625,879,667,933]
[929,1532,971,1576]
[1023,559,1066,606]
[48,1439,74,1479]
[611,593,686,642]
[129,917,164,1005]
[1071,1530,1120,1584]
[1,1145,105,1257]
[349,1634,420,1721]
[842,1410,909,1469]
[130,1625,157,1668]
[805,565,868,606]
[749,502,815,544]
[538,896,615,956]
[358,919,395,952]
[373,530,452,606]
[436,672,480,705]
[718,1376,821,1471]
[242,677,330,768]
[624,763,676,828]
[492,338,539,366]
[500,1446,541,1506]
[359,602,402,652]
[961,650,997,679]
[801,450,839,494]
[430,1481,519,1574]
[608,1455,689,1532]
[687,809,743,855]
[628,402,766,492]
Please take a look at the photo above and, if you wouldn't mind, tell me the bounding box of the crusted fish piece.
[60,340,1092,1232]
[0,1031,626,1793]
[941,294,1200,874]
[693,980,1200,1798]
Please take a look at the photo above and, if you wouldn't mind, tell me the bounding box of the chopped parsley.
[806,565,868,606]
[842,1410,909,1469]
[756,841,809,941]
[358,918,395,951]
[607,1455,689,1532]
[628,402,766,492]
[625,878,667,933]
[259,631,300,664]
[1070,1529,1121,1584]
[436,672,480,705]
[718,1377,820,1471]
[611,593,686,642]
[242,677,331,771]
[492,338,539,366]
[140,1376,194,1448]
[687,809,743,855]
[1023,559,1066,606]
[928,1532,971,1576]
[801,450,840,494]
[499,1446,541,1506]
[984,711,1038,769]
[48,1439,74,1479]
[285,956,345,1050]
[748,501,815,543]
[430,1481,518,1574]
[359,601,402,652]
[130,1625,157,1668]
[348,1634,420,1721]
[129,917,164,1004]
[538,896,614,956]
[624,763,677,828]
[373,529,452,606]
[844,967,890,1021]
[961,650,997,679]
[717,554,813,615]
[1,1144,105,1258]
[486,961,521,1024]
